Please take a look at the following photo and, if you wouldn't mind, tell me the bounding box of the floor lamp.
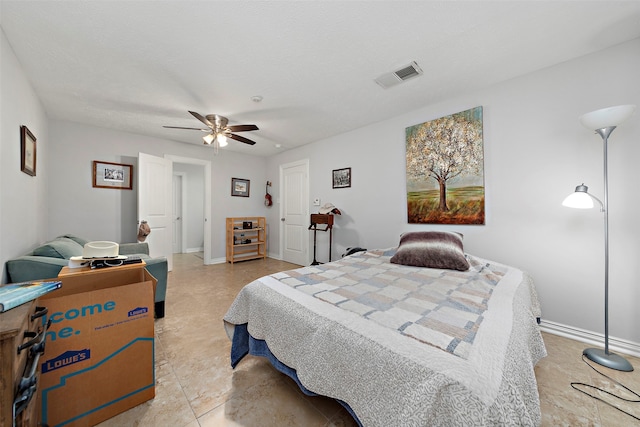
[562,104,636,372]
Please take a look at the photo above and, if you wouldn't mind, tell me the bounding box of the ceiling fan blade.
[163,126,209,131]
[228,133,257,145]
[227,124,259,132]
[189,111,214,128]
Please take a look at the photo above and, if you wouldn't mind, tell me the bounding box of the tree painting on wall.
[405,106,485,224]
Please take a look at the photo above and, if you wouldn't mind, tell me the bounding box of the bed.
[223,232,546,426]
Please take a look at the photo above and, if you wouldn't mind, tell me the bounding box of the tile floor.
[97,253,640,426]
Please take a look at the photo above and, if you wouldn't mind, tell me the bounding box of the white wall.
[0,29,49,282]
[267,38,640,345]
[208,149,270,261]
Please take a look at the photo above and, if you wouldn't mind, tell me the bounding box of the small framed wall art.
[332,167,351,189]
[20,125,37,176]
[231,178,250,197]
[92,160,133,190]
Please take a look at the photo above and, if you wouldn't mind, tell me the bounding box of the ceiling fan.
[163,111,259,149]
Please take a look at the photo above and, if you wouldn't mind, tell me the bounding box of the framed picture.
[332,167,351,189]
[20,125,37,176]
[231,178,250,197]
[92,160,133,190]
[405,106,485,225]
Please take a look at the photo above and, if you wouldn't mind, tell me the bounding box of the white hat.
[319,203,337,214]
[70,241,127,261]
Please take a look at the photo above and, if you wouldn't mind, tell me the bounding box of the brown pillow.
[390,231,470,271]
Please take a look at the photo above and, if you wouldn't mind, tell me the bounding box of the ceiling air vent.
[375,61,423,89]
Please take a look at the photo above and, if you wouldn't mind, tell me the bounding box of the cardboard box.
[37,263,156,427]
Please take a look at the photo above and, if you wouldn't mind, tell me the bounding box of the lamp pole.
[597,126,612,357]
[582,126,633,372]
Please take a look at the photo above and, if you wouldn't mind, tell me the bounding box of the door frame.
[279,158,310,265]
[165,155,212,265]
[172,172,187,254]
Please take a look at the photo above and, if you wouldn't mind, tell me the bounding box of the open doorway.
[165,155,212,265]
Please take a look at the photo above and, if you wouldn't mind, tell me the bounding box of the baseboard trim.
[185,247,205,253]
[540,320,640,359]
[267,252,282,260]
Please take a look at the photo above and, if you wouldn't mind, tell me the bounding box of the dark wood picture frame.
[332,167,351,189]
[231,178,250,197]
[92,160,133,190]
[20,125,37,176]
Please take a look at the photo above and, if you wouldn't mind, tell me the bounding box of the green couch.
[4,234,168,318]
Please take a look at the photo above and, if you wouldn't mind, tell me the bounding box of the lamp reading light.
[562,184,600,210]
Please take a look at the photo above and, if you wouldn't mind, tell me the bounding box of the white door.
[172,173,183,254]
[138,152,173,271]
[280,159,309,266]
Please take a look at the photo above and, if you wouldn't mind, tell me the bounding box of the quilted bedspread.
[224,249,546,426]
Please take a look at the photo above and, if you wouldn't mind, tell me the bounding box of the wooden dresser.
[0,300,49,427]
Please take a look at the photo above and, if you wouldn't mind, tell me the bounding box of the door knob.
[281,218,285,221]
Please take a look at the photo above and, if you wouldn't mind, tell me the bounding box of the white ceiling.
[2,1,640,157]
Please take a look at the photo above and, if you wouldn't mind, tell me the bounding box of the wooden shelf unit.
[226,217,267,263]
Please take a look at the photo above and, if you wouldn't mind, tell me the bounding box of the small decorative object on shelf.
[226,217,267,263]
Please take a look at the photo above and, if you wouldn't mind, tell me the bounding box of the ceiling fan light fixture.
[167,111,259,147]
[203,133,215,144]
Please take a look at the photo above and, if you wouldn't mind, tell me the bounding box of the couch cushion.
[57,234,90,247]
[33,237,84,259]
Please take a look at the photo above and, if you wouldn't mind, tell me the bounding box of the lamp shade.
[562,191,594,209]
[579,105,636,130]
[217,134,228,147]
[562,183,595,209]
[203,133,215,144]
